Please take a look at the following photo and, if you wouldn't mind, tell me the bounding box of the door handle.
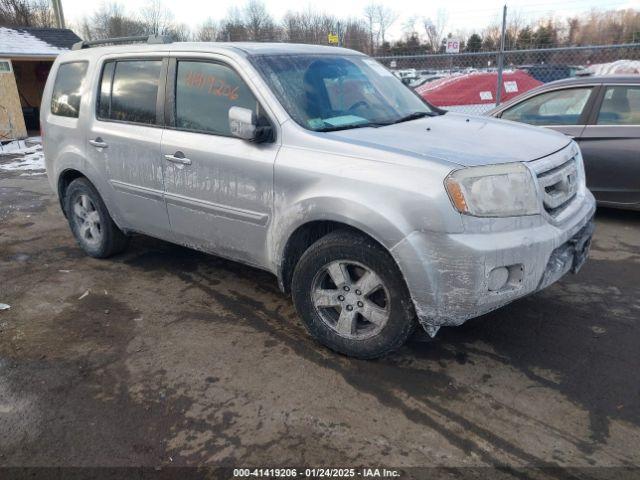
[89,138,108,148]
[164,153,192,166]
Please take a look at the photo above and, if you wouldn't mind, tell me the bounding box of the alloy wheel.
[73,194,102,247]
[310,260,390,339]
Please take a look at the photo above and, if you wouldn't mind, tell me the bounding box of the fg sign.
[445,39,461,53]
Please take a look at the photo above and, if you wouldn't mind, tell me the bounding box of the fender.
[54,158,128,232]
[270,195,415,287]
[46,138,84,194]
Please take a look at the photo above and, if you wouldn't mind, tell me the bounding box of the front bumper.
[391,191,596,334]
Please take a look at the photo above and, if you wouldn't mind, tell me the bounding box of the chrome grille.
[530,144,584,222]
[537,157,579,215]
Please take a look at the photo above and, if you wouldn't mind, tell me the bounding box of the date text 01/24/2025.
[233,468,402,478]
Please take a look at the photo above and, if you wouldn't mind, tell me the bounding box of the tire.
[291,229,417,359]
[64,178,129,258]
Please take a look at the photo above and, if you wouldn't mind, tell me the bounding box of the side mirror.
[229,106,273,143]
[229,106,257,141]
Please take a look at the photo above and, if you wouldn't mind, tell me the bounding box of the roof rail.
[72,35,172,50]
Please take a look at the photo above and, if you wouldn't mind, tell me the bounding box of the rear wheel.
[64,178,129,258]
[292,230,416,359]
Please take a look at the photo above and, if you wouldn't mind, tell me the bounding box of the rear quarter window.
[51,61,88,118]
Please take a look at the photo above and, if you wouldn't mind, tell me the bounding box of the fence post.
[495,4,507,106]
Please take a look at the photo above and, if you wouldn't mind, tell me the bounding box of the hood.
[326,112,572,167]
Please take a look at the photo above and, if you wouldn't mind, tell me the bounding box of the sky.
[61,0,640,40]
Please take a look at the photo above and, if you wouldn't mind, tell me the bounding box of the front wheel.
[291,230,417,359]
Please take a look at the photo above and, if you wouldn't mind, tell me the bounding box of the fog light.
[488,267,509,291]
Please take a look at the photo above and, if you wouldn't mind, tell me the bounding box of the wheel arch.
[55,166,126,231]
[274,200,411,294]
[57,168,88,217]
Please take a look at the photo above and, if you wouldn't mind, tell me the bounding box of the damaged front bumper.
[391,191,597,336]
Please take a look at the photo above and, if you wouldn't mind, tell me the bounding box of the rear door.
[160,54,279,268]
[579,84,640,207]
[85,55,172,239]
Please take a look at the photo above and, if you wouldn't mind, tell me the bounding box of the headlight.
[444,162,540,217]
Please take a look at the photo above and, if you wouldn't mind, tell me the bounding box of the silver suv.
[42,38,596,358]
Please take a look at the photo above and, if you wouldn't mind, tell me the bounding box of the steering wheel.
[347,101,368,112]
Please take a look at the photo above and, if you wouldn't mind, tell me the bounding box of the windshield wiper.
[387,111,434,125]
[315,122,385,132]
[315,111,435,132]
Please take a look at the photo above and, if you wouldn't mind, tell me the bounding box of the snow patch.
[0,138,45,175]
[0,27,65,56]
[585,60,640,76]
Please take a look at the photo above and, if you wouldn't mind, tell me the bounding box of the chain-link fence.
[375,43,640,115]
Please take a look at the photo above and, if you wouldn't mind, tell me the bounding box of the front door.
[579,85,640,206]
[86,57,172,240]
[499,85,598,141]
[161,56,278,268]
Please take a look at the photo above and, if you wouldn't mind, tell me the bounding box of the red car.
[416,70,542,114]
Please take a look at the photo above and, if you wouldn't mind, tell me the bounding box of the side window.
[175,61,258,135]
[597,86,640,125]
[51,62,88,118]
[501,87,592,126]
[97,60,162,125]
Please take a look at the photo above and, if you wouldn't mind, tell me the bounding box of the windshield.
[250,54,435,132]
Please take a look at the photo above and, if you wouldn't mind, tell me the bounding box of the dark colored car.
[487,76,640,210]
[518,64,583,83]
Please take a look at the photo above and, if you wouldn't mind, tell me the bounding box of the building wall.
[0,60,28,140]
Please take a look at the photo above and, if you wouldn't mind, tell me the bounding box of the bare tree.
[281,8,366,50]
[423,9,448,52]
[194,17,219,41]
[243,0,277,41]
[282,9,313,44]
[0,0,55,27]
[374,4,397,46]
[363,3,377,54]
[401,15,419,39]
[570,9,640,45]
[219,6,248,41]
[140,0,172,36]
[505,10,526,50]
[80,2,146,40]
[164,22,191,41]
[72,0,640,54]
[80,0,193,41]
[282,8,328,44]
[481,19,501,51]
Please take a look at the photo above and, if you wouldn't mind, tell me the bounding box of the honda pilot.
[41,37,596,358]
